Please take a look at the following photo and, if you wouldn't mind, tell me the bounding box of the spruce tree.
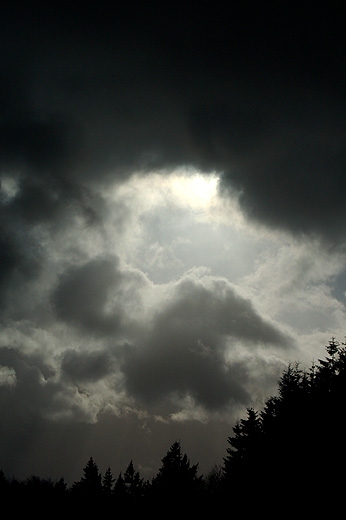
[81,457,102,491]
[223,408,262,486]
[72,456,102,499]
[123,460,145,501]
[102,467,114,496]
[152,441,201,502]
[113,472,126,500]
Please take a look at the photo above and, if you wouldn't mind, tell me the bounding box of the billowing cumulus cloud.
[51,256,152,340]
[122,274,292,410]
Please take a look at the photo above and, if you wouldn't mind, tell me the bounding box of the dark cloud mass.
[61,349,114,383]
[122,277,290,410]
[1,2,346,482]
[52,257,123,335]
[1,3,346,239]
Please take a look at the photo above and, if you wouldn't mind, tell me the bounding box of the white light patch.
[106,168,220,211]
[168,171,219,209]
[99,167,251,278]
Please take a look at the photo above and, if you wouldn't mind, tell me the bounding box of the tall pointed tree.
[123,460,144,501]
[72,456,102,498]
[152,441,201,500]
[223,407,262,481]
[81,457,102,490]
[113,472,126,501]
[102,466,114,496]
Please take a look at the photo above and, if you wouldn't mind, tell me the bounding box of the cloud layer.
[1,4,346,241]
[1,3,346,482]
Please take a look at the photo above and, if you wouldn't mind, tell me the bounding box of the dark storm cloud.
[61,348,115,383]
[0,230,31,290]
[52,257,124,335]
[0,347,60,421]
[1,3,346,240]
[0,113,100,226]
[51,255,149,337]
[122,276,292,410]
[0,115,75,171]
[0,225,42,315]
[218,96,346,240]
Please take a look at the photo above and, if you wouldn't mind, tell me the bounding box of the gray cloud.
[0,347,62,424]
[0,346,115,481]
[0,226,42,317]
[122,276,292,410]
[52,257,123,335]
[51,256,149,337]
[61,348,115,383]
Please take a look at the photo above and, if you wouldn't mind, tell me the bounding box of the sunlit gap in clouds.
[102,166,254,257]
[166,169,219,209]
[98,166,259,291]
[108,166,222,213]
[102,167,233,251]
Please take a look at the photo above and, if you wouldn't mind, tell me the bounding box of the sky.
[1,2,346,484]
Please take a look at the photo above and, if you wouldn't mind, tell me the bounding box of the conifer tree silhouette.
[102,466,114,496]
[113,471,126,501]
[123,460,145,501]
[152,440,201,504]
[222,337,346,512]
[72,456,102,500]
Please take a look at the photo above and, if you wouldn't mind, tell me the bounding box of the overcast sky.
[1,2,346,483]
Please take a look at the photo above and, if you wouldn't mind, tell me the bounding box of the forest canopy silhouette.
[1,337,345,512]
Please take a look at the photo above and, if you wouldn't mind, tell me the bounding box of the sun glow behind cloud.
[109,168,221,214]
[167,170,219,209]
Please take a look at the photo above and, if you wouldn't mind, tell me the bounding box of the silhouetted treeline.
[1,338,345,514]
